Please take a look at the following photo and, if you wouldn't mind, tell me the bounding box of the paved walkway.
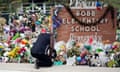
[0,63,120,72]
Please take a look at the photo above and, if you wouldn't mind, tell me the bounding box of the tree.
[104,0,120,9]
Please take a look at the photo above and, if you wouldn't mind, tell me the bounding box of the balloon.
[76,56,81,62]
[88,37,93,45]
[84,45,91,51]
[80,50,88,58]
[96,48,103,53]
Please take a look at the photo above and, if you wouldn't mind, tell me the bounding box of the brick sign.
[56,7,116,43]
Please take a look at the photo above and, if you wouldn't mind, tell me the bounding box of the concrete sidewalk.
[0,63,120,72]
[0,70,24,72]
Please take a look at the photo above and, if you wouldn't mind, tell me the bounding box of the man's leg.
[31,53,53,68]
[31,53,41,69]
[35,59,41,69]
[37,54,53,67]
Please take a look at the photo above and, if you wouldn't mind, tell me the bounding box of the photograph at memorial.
[0,0,120,68]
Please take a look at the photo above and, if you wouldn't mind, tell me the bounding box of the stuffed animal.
[106,60,116,67]
[66,55,76,65]
[8,46,20,58]
[89,53,101,67]
[99,52,110,67]
[54,55,65,65]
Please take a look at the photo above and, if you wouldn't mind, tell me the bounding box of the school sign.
[56,1,116,43]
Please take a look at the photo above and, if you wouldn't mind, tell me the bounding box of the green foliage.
[104,0,120,9]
